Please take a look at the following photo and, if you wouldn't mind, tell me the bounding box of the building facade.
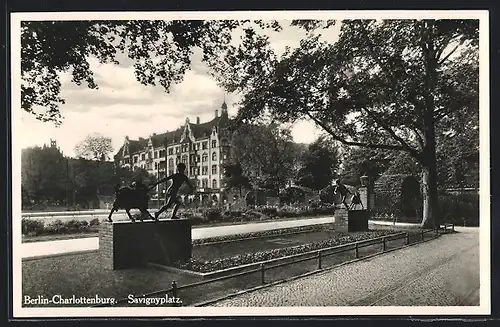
[114,101,232,204]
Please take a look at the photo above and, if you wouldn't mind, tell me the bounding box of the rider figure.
[334,179,351,210]
[151,163,195,220]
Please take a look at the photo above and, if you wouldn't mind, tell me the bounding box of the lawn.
[22,225,427,307]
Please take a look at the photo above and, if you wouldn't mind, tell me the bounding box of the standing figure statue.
[334,179,352,210]
[151,163,195,220]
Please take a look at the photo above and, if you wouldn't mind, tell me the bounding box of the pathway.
[209,227,480,307]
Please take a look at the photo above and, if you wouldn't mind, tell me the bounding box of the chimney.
[196,117,200,124]
[215,109,219,118]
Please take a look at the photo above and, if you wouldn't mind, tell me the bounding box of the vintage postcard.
[11,10,490,318]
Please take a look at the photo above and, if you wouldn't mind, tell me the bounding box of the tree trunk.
[421,162,439,229]
[420,25,439,229]
[420,108,439,229]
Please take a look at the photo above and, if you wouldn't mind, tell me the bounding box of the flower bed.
[175,229,415,273]
[171,205,336,225]
[193,224,332,246]
[22,218,100,237]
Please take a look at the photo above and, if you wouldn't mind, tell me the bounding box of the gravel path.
[210,227,480,307]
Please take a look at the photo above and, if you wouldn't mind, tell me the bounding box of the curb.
[22,249,99,261]
[193,234,443,307]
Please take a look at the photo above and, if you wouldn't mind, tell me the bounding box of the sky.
[18,20,341,158]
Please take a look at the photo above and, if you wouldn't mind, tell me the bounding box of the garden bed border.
[148,231,409,279]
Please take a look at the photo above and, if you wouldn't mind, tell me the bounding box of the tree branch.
[411,127,425,149]
[437,42,461,65]
[361,107,420,157]
[305,112,418,154]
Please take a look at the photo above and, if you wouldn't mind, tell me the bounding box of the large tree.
[74,133,114,161]
[21,145,67,205]
[222,162,252,197]
[295,136,340,190]
[21,20,281,124]
[211,19,479,228]
[230,123,297,192]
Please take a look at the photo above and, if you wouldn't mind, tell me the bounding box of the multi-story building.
[114,101,232,204]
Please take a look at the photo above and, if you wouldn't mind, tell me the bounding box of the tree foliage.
[21,20,281,124]
[21,145,66,205]
[295,136,340,190]
[230,123,297,191]
[213,19,479,228]
[222,162,251,196]
[74,133,114,161]
[21,144,156,208]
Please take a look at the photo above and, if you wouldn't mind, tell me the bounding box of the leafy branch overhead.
[217,20,478,157]
[21,19,284,124]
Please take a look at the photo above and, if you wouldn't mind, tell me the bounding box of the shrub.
[204,208,222,222]
[22,219,45,235]
[259,206,278,217]
[439,193,479,226]
[89,218,100,226]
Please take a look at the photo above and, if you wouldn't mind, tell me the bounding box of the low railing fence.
[95,223,454,307]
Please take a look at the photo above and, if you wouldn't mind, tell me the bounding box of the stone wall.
[99,219,192,270]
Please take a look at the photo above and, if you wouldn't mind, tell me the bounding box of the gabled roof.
[114,111,232,161]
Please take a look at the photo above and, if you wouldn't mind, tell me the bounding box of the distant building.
[113,101,232,203]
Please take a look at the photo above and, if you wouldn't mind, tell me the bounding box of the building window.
[212,179,217,189]
[202,153,208,162]
[154,151,158,159]
[141,153,145,161]
[168,148,174,155]
[154,162,158,170]
[168,170,174,176]
[212,165,217,174]
[202,179,208,188]
[202,166,208,175]
[197,155,201,162]
[134,156,138,163]
[212,152,217,161]
[196,167,200,175]
[181,155,188,164]
[168,158,174,167]
[202,141,208,150]
[176,147,180,154]
[212,140,217,148]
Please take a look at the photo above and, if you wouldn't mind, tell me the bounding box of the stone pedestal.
[99,219,192,270]
[348,210,369,232]
[334,208,349,228]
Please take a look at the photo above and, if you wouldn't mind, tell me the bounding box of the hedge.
[22,218,100,237]
[373,191,479,226]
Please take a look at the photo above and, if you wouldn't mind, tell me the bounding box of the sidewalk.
[209,227,480,307]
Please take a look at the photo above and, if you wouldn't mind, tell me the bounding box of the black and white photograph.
[11,10,490,317]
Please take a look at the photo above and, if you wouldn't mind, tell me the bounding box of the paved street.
[20,216,334,259]
[210,227,480,307]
